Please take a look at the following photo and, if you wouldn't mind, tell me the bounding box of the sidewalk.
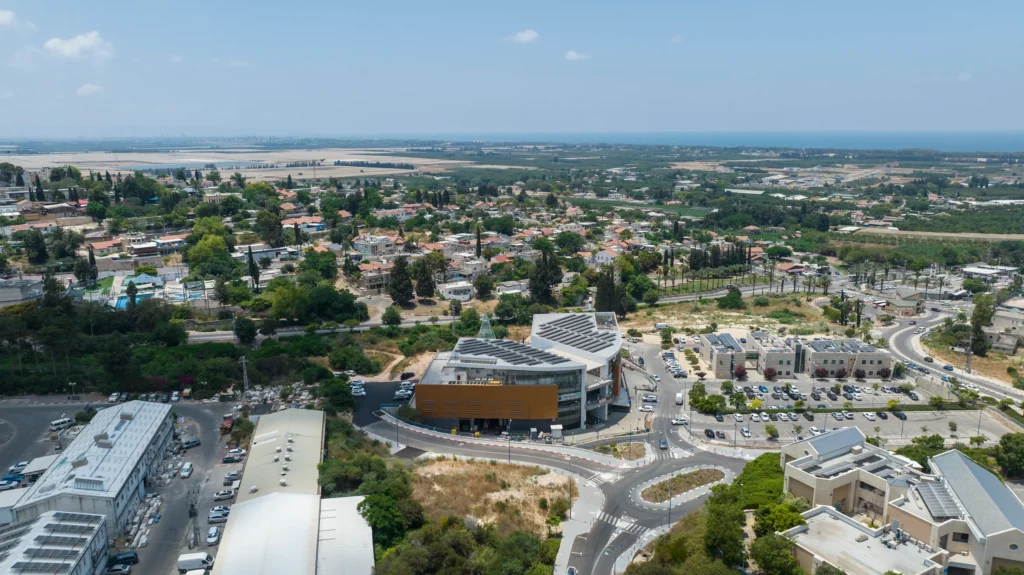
[555,467,606,575]
[610,524,671,575]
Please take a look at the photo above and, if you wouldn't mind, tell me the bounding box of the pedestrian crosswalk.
[593,511,649,536]
[586,472,620,487]
[655,450,689,460]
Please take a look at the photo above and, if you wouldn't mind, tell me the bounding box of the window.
[862,359,867,364]
[779,360,784,365]
[787,360,792,365]
[952,532,969,543]
[786,371,791,375]
[1011,544,1019,551]
[868,371,874,375]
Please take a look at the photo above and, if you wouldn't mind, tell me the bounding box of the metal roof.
[318,496,374,575]
[932,450,1024,535]
[235,408,325,505]
[0,510,104,574]
[17,401,171,508]
[916,481,962,521]
[454,338,571,367]
[807,427,865,458]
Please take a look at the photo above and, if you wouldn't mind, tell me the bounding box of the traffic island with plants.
[594,441,646,460]
[640,468,726,503]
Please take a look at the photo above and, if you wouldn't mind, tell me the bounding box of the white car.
[750,414,761,422]
[8,461,28,474]
[740,428,752,438]
[171,391,180,402]
[863,412,876,421]
[227,449,246,457]
[180,462,193,478]
[759,412,769,421]
[777,413,790,422]
[210,505,231,515]
[670,417,688,425]
[393,390,413,401]
[843,411,854,420]
[351,388,366,397]
[652,375,661,382]
[207,526,221,545]
[639,405,655,412]
[109,393,120,403]
[852,393,862,401]
[0,480,19,491]
[642,395,658,402]
[809,427,821,436]
[733,413,744,422]
[213,490,235,501]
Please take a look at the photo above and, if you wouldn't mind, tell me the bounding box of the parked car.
[118,392,129,402]
[213,490,235,501]
[222,455,242,464]
[171,391,180,401]
[180,462,193,478]
[802,412,814,421]
[714,414,724,422]
[809,427,821,436]
[223,472,241,485]
[209,505,231,515]
[831,412,844,421]
[768,413,778,421]
[208,513,228,524]
[206,526,221,545]
[864,412,876,421]
[893,411,908,420]
[400,371,416,380]
[876,411,888,420]
[0,480,19,491]
[110,552,139,566]
[393,390,413,401]
[182,438,201,450]
[740,428,752,438]
[704,429,715,439]
[351,388,367,397]
[827,392,838,401]
[104,565,132,575]
[109,393,120,403]
[148,393,159,402]
[716,431,727,439]
[750,414,761,422]
[842,411,854,420]
[733,413,743,422]
[908,392,919,401]
[8,461,28,474]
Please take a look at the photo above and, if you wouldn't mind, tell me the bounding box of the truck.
[178,552,215,573]
[675,393,683,405]
[182,388,192,400]
[220,415,234,435]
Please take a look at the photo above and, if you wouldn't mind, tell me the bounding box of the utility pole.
[965,326,974,375]
[240,356,250,396]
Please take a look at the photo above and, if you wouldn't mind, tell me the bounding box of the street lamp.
[68,381,77,400]
[507,419,512,463]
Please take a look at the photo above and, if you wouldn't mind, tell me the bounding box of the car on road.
[659,439,668,450]
[227,449,246,457]
[213,490,235,501]
[207,526,221,546]
[931,307,941,312]
[670,417,688,425]
[943,365,954,371]
[733,413,743,422]
[393,389,413,401]
[566,567,578,575]
[923,356,934,363]
[652,375,661,382]
[863,412,876,421]
[222,455,242,464]
[223,472,241,485]
[876,411,888,419]
[704,429,715,438]
[182,438,201,449]
[909,320,917,325]
[639,405,655,412]
[180,462,193,478]
[110,552,139,566]
[642,395,658,402]
[109,393,120,403]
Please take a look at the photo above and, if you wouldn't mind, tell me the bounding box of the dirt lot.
[922,339,1023,385]
[619,294,829,336]
[413,457,577,536]
[855,228,1024,242]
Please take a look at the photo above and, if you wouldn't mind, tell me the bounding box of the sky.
[1,0,1023,139]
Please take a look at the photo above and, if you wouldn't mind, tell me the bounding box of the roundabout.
[629,464,734,510]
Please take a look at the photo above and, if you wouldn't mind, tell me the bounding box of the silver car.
[206,526,221,545]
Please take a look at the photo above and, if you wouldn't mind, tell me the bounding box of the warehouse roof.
[17,401,170,508]
[318,496,374,575]
[235,408,325,505]
[210,492,320,575]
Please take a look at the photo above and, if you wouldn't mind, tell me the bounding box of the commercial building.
[212,408,373,575]
[0,510,109,575]
[802,338,892,379]
[13,401,174,536]
[749,331,797,378]
[416,312,621,430]
[886,286,926,317]
[986,308,1024,354]
[782,429,1024,574]
[699,333,745,379]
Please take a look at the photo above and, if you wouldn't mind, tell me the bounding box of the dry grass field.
[619,294,829,336]
[855,228,1024,242]
[413,457,577,536]
[640,469,724,503]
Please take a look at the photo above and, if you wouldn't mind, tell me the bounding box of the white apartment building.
[439,281,474,302]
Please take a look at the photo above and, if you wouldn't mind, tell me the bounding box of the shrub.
[538,497,548,510]
[753,296,771,307]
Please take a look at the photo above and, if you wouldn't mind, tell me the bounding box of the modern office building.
[416,312,622,430]
[782,429,1024,574]
[212,408,373,575]
[0,510,109,575]
[13,401,173,536]
[699,333,745,379]
[801,338,893,379]
[749,331,798,378]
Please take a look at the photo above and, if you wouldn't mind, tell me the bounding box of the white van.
[178,552,215,573]
[675,393,684,405]
[654,323,670,330]
[180,462,193,479]
[49,418,74,432]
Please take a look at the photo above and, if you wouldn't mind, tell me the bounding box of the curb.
[629,464,734,510]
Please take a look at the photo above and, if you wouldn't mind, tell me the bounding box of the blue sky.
[1,0,1022,138]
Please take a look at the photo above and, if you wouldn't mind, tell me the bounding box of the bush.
[753,296,771,307]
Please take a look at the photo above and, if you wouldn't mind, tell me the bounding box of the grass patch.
[595,442,646,461]
[766,308,805,324]
[640,468,725,503]
[412,457,577,537]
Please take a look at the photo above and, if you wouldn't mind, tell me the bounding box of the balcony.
[587,377,613,391]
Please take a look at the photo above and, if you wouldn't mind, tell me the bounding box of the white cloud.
[669,34,684,43]
[170,54,183,64]
[76,83,103,97]
[44,31,114,61]
[564,50,589,61]
[0,9,36,33]
[956,72,972,83]
[509,29,539,43]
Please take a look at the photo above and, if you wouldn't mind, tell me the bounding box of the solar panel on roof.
[51,512,100,524]
[11,561,71,572]
[34,536,87,547]
[917,482,961,520]
[25,548,80,560]
[44,524,94,535]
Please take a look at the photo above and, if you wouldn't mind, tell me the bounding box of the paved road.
[187,317,457,343]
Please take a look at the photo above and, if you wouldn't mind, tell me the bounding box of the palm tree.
[820,273,832,295]
[804,275,815,296]
[936,275,946,299]
[913,270,921,289]
[923,276,931,300]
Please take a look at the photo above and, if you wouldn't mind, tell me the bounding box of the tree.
[754,503,806,537]
[414,258,435,299]
[763,367,777,381]
[259,318,278,337]
[529,247,562,306]
[259,256,272,270]
[247,246,260,292]
[234,317,257,345]
[734,365,747,380]
[835,367,848,379]
[997,433,1024,477]
[814,565,849,575]
[814,367,829,379]
[387,256,414,306]
[231,172,247,188]
[879,367,892,379]
[729,392,747,410]
[971,292,995,357]
[382,306,402,327]
[703,485,745,567]
[750,533,802,575]
[930,395,946,410]
[764,423,779,439]
[717,287,746,310]
[73,258,93,286]
[473,274,495,300]
[475,223,482,258]
[125,281,138,309]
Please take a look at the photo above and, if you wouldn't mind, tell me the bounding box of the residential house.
[496,279,529,296]
[357,262,393,291]
[353,235,397,258]
[438,281,474,302]
[281,215,324,232]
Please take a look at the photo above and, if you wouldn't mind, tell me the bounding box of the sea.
[399,132,1024,153]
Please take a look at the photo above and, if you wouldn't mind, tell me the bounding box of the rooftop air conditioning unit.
[286,446,293,452]
[279,478,287,486]
[249,485,258,493]
[273,455,279,462]
[96,440,113,449]
[93,433,109,442]
[284,455,291,461]
[120,412,134,420]
[275,447,281,453]
[282,465,289,472]
[71,457,89,469]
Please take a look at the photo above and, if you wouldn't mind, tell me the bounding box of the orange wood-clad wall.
[416,384,559,420]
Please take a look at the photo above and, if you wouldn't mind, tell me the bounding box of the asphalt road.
[187,317,456,343]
